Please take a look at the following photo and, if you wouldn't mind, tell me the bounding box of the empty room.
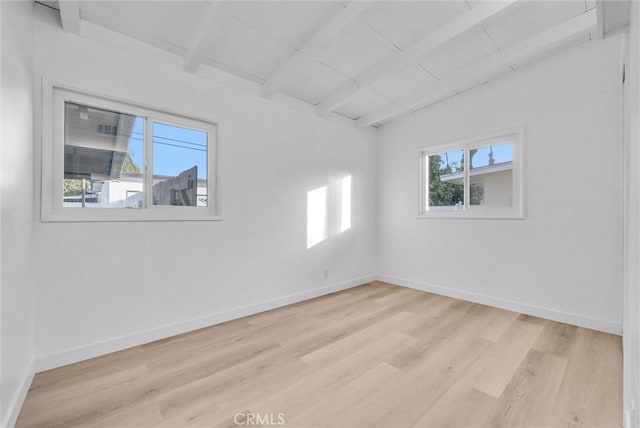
[1,0,640,427]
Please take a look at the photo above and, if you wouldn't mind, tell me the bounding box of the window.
[42,85,218,222]
[419,130,523,219]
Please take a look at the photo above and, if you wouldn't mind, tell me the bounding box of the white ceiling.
[43,1,628,127]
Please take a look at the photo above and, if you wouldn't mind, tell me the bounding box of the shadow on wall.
[307,175,352,249]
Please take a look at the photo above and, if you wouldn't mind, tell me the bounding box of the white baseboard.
[376,274,622,335]
[35,275,375,372]
[2,360,35,428]
[33,272,620,374]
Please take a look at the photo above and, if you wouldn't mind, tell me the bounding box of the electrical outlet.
[323,269,329,280]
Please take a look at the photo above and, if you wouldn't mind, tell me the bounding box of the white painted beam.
[261,2,371,98]
[595,0,604,39]
[184,1,221,73]
[59,0,80,35]
[316,0,520,116]
[357,9,597,127]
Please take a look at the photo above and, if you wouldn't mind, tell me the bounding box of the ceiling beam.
[595,0,604,39]
[184,2,221,73]
[316,0,520,117]
[261,2,372,98]
[357,9,597,127]
[59,0,80,35]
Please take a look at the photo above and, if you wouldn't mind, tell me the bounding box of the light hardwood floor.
[17,282,622,427]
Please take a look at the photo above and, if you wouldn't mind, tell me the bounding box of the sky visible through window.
[128,117,208,180]
[438,142,512,171]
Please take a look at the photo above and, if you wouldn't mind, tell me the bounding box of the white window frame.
[418,128,524,219]
[41,81,221,222]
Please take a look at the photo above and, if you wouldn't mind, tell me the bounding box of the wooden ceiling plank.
[316,0,520,117]
[184,1,221,73]
[59,0,80,35]
[261,2,372,98]
[595,0,604,39]
[357,9,597,127]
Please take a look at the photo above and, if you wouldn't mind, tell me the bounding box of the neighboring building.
[440,161,513,208]
[63,173,208,208]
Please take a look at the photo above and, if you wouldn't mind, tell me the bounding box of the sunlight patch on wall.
[307,186,328,249]
[339,175,352,233]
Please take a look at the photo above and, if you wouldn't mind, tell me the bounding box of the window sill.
[41,208,223,223]
[417,210,524,220]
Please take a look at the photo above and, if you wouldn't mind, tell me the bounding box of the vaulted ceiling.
[40,1,630,127]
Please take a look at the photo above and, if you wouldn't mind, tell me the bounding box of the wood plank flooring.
[16,282,622,427]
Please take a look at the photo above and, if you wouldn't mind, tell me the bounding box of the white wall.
[377,35,624,334]
[624,1,640,425]
[32,6,377,369]
[0,1,35,427]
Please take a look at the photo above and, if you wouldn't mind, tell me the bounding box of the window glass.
[469,143,513,208]
[152,122,208,207]
[427,149,465,211]
[63,102,144,208]
[419,131,522,218]
[47,87,219,222]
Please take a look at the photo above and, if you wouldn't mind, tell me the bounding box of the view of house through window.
[469,143,513,208]
[63,102,209,209]
[63,102,145,208]
[421,131,521,218]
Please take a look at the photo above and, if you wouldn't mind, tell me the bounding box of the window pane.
[63,102,144,208]
[469,142,513,207]
[427,149,464,211]
[152,122,207,207]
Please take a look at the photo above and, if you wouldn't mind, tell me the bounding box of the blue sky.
[438,143,512,172]
[129,117,208,180]
[471,143,512,168]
